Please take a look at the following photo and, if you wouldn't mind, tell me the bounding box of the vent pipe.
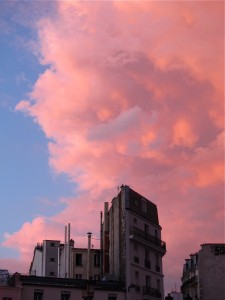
[64,225,67,278]
[87,232,92,280]
[100,211,103,279]
[68,223,71,278]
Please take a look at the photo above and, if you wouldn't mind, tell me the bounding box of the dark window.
[50,271,55,276]
[157,279,160,291]
[145,249,151,269]
[94,274,100,280]
[146,275,151,287]
[142,200,147,212]
[133,218,137,224]
[50,242,55,247]
[94,253,100,266]
[75,274,82,279]
[50,257,55,262]
[34,289,43,300]
[155,265,160,272]
[61,291,70,300]
[108,294,117,300]
[76,253,82,266]
[135,271,139,285]
[3,298,12,300]
[134,256,139,263]
[144,224,149,239]
[155,253,160,271]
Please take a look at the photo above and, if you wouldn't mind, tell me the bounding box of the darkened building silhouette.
[102,185,166,300]
[181,243,225,300]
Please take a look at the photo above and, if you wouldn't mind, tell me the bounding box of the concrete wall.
[43,240,60,277]
[19,282,125,300]
[0,286,20,300]
[72,248,101,280]
[199,244,225,300]
[20,285,83,300]
[30,248,43,276]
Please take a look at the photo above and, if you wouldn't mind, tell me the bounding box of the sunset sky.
[0,0,224,294]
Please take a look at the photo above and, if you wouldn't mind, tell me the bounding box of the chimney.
[87,232,92,280]
[103,202,109,274]
[100,211,103,279]
[64,225,67,278]
[68,223,71,278]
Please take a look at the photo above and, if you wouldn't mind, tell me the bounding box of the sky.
[0,0,224,294]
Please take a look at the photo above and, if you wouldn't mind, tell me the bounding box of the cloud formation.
[2,0,224,292]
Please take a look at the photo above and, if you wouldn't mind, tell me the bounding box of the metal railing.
[130,226,166,250]
[143,286,162,298]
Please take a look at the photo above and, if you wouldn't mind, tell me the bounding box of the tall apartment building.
[102,185,166,300]
[181,243,225,300]
[29,185,166,299]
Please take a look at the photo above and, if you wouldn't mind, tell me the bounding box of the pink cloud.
[10,0,225,293]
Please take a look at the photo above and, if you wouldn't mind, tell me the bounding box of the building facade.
[30,240,101,281]
[181,243,225,300]
[102,185,166,300]
[2,273,125,300]
[29,185,166,300]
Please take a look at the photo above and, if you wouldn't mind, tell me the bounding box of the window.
[94,253,100,266]
[3,298,12,300]
[76,253,82,266]
[142,200,147,212]
[61,291,70,300]
[50,271,55,276]
[75,274,82,279]
[155,253,160,271]
[134,243,138,252]
[144,224,149,239]
[133,218,137,224]
[94,274,100,280]
[50,242,55,247]
[134,256,139,263]
[135,271,139,285]
[50,257,55,262]
[146,275,151,287]
[34,289,43,300]
[145,249,151,269]
[157,279,160,291]
[108,294,117,300]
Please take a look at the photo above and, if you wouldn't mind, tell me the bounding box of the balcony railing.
[143,286,162,298]
[130,226,166,251]
[181,275,198,291]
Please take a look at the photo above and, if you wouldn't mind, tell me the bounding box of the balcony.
[143,286,162,298]
[129,226,166,254]
[181,275,198,291]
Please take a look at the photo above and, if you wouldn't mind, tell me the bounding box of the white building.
[181,243,225,300]
[102,185,166,300]
[30,233,101,281]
